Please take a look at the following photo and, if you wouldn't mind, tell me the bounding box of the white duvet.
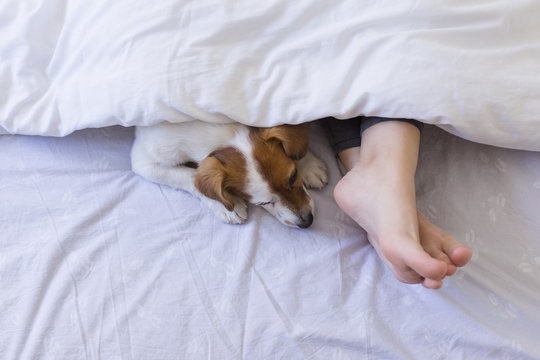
[2,0,540,150]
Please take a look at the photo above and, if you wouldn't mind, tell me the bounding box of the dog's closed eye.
[256,201,273,206]
[288,168,298,187]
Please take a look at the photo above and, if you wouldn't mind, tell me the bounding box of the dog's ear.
[259,124,308,160]
[194,156,235,211]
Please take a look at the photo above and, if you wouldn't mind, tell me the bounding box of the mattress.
[1,123,539,359]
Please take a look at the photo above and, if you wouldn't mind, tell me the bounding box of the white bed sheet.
[2,0,540,150]
[1,124,539,359]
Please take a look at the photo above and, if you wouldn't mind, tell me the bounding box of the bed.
[1,1,540,359]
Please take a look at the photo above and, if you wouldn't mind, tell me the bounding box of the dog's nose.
[297,212,313,228]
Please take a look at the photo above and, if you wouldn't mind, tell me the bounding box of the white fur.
[131,120,328,227]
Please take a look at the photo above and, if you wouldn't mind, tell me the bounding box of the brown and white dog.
[131,121,328,228]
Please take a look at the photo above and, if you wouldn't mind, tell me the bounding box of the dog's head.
[194,124,314,228]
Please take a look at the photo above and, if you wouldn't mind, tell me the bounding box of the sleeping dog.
[131,121,328,228]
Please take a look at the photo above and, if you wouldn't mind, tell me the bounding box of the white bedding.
[1,123,540,359]
[2,0,540,150]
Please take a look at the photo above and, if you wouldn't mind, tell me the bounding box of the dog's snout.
[297,212,313,228]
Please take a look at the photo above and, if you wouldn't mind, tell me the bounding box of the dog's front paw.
[298,152,328,189]
[205,197,248,225]
[230,197,248,223]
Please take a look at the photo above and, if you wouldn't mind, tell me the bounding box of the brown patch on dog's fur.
[250,125,311,213]
[194,146,250,211]
[257,124,309,160]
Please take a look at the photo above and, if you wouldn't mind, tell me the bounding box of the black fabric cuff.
[360,116,424,134]
[323,116,424,154]
[322,116,363,154]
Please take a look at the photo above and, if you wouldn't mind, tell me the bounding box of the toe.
[418,211,472,269]
[405,248,448,281]
[446,264,457,276]
[424,246,458,276]
[448,245,473,267]
[422,278,443,290]
[377,238,447,282]
[390,266,424,284]
[425,245,452,264]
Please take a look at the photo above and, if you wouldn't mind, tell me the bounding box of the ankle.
[354,146,417,180]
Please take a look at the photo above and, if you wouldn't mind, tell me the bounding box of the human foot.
[334,165,471,289]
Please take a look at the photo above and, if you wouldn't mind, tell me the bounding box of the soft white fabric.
[1,0,540,149]
[1,124,540,359]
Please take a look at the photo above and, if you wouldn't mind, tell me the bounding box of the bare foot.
[334,164,472,289]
